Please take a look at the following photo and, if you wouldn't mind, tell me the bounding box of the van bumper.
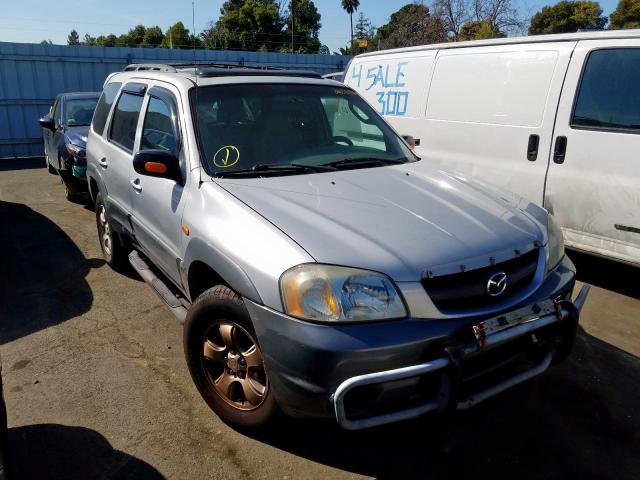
[246,256,584,429]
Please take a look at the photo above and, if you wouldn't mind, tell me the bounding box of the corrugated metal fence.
[0,41,351,158]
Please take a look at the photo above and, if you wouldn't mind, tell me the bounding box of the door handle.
[553,136,567,164]
[98,157,108,168]
[527,134,540,161]
[130,178,142,193]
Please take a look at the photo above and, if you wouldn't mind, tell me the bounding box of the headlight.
[280,264,407,322]
[66,144,86,159]
[546,214,565,272]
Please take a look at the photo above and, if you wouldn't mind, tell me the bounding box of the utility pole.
[291,0,295,52]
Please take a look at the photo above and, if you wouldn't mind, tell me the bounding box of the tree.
[40,39,53,45]
[341,0,360,49]
[67,29,80,46]
[213,0,284,51]
[472,0,523,35]
[161,21,190,49]
[433,0,470,40]
[127,25,147,46]
[319,44,330,54]
[377,3,447,49]
[83,34,97,46]
[96,34,117,47]
[283,0,322,53]
[529,1,607,35]
[142,26,164,47]
[610,0,640,29]
[459,19,505,39]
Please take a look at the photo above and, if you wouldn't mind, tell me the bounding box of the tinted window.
[109,92,144,152]
[572,49,640,132]
[93,82,122,135]
[192,84,414,176]
[141,96,178,154]
[65,98,99,127]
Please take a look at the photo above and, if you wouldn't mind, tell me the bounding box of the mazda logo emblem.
[486,271,508,297]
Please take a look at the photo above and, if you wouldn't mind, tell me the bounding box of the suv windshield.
[65,97,99,127]
[191,84,416,177]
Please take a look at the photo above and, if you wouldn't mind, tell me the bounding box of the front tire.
[95,192,125,270]
[184,285,277,428]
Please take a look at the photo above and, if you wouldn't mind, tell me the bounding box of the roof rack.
[123,62,322,79]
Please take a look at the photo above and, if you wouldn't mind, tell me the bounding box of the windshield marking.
[213,146,240,168]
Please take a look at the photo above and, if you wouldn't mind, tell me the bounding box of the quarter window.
[93,82,122,135]
[109,92,144,152]
[141,96,178,154]
[572,49,640,133]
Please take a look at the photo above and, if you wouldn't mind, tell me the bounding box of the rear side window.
[109,92,144,152]
[572,49,640,133]
[141,96,178,154]
[92,82,122,135]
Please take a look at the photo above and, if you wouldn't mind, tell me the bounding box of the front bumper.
[246,256,585,429]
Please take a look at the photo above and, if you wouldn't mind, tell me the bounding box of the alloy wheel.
[98,204,113,257]
[201,321,268,411]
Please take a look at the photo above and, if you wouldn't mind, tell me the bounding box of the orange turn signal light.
[144,162,167,174]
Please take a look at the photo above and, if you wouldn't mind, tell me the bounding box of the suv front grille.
[421,248,539,312]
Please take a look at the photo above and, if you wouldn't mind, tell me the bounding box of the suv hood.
[215,164,545,281]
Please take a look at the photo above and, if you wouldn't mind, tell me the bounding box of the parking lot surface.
[0,158,639,479]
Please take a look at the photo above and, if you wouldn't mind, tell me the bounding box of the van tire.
[95,192,126,270]
[184,285,278,428]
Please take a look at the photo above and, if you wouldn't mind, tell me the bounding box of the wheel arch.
[184,237,262,305]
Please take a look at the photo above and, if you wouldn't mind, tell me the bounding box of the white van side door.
[545,40,640,265]
[420,42,576,204]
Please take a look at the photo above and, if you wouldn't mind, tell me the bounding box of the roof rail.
[122,62,322,79]
[124,64,178,72]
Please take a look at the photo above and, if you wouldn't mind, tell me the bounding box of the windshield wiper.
[320,157,406,169]
[215,163,333,178]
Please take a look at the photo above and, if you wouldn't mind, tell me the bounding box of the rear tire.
[95,192,126,270]
[184,285,278,428]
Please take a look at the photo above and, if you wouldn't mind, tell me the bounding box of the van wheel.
[95,192,125,270]
[184,286,277,428]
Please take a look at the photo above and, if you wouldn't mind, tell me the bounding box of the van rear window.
[572,49,640,133]
[92,82,122,135]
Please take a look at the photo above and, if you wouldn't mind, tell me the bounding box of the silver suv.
[87,63,589,430]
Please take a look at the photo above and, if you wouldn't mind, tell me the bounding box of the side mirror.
[402,135,421,149]
[39,116,56,131]
[133,150,181,181]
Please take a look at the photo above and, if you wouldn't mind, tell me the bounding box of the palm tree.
[341,0,360,50]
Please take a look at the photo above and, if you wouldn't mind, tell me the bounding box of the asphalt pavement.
[0,158,638,479]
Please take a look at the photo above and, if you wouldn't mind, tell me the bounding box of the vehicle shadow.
[0,158,44,172]
[569,250,639,300]
[0,200,97,344]
[247,327,640,479]
[7,423,165,479]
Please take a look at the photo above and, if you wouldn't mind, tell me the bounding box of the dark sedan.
[40,92,100,200]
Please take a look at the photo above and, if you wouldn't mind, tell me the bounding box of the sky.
[0,0,622,53]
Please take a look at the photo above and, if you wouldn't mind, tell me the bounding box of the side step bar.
[128,250,188,324]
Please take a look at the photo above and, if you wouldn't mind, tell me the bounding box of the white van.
[344,30,640,267]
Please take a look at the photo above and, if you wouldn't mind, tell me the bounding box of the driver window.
[141,96,178,154]
[321,97,386,151]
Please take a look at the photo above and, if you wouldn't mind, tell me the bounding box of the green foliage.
[529,1,607,35]
[340,0,360,15]
[83,34,97,46]
[142,26,164,47]
[67,29,80,46]
[284,0,322,53]
[459,20,505,40]
[377,3,447,49]
[161,22,191,49]
[214,0,283,51]
[96,34,117,47]
[610,0,640,29]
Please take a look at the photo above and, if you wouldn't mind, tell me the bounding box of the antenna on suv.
[192,0,204,187]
